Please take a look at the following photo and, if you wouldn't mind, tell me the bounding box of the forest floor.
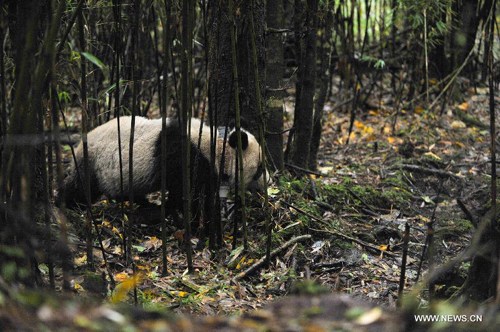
[3,79,497,331]
[50,80,498,317]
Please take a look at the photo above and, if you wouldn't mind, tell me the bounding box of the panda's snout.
[247,179,262,193]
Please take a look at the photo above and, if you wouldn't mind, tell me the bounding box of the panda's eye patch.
[252,163,264,181]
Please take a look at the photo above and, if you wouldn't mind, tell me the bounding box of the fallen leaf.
[74,254,87,267]
[142,236,162,252]
[355,307,383,325]
[451,120,466,129]
[354,120,365,129]
[457,102,468,111]
[423,151,441,160]
[414,105,425,114]
[114,271,129,282]
[174,230,185,242]
[318,166,333,174]
[110,273,142,303]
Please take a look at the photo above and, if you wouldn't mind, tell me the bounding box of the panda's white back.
[87,116,163,196]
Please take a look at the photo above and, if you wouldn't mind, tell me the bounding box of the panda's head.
[189,118,268,192]
[223,128,267,192]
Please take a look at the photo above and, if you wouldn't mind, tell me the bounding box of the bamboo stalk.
[159,0,172,276]
[181,0,194,273]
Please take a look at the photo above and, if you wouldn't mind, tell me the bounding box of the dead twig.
[397,164,462,179]
[455,108,488,129]
[233,235,312,281]
[285,163,324,177]
[281,200,330,227]
[310,228,397,257]
[347,187,379,214]
[397,222,410,307]
[457,199,477,227]
[281,200,395,257]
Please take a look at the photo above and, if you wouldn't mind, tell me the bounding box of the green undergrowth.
[55,165,419,310]
[275,169,413,222]
[261,169,416,251]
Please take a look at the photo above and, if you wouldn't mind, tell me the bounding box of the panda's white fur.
[61,116,266,215]
[87,116,162,197]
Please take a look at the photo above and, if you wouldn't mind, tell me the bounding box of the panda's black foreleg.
[58,165,101,208]
[133,196,155,208]
[169,209,182,228]
[163,195,183,229]
[190,185,220,249]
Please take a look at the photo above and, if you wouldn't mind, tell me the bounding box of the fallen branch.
[280,200,331,227]
[285,163,324,177]
[456,199,477,227]
[280,200,394,256]
[314,200,336,211]
[310,228,397,257]
[346,188,379,214]
[233,235,312,281]
[455,108,488,129]
[398,164,462,179]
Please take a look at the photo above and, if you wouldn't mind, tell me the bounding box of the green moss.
[381,170,407,187]
[290,280,330,296]
[381,187,413,206]
[322,183,351,208]
[451,218,474,233]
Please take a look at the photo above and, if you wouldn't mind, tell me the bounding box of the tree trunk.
[239,1,266,132]
[181,0,195,273]
[457,210,499,302]
[284,0,304,164]
[0,0,43,286]
[208,0,265,130]
[265,0,285,171]
[309,4,334,170]
[428,10,448,79]
[208,0,232,126]
[291,0,318,169]
[450,0,481,73]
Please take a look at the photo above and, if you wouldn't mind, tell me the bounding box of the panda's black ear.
[228,130,249,150]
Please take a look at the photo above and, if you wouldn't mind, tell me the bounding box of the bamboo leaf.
[81,52,106,70]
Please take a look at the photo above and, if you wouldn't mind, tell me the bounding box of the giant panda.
[60,116,266,224]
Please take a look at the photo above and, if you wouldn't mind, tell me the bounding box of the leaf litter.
[59,79,498,316]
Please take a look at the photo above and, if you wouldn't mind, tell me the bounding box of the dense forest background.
[0,0,499,330]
